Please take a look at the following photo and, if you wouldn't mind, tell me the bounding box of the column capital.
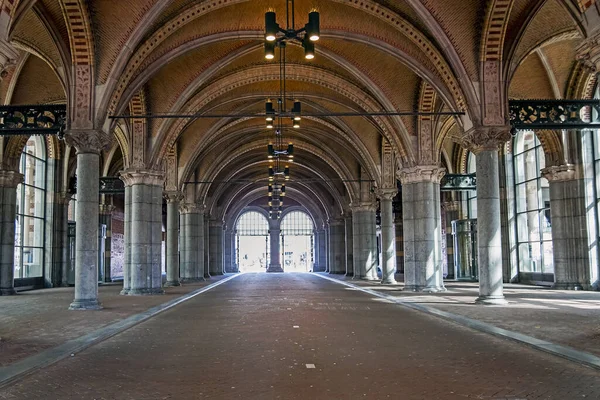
[376,188,398,201]
[399,165,445,185]
[64,129,112,155]
[0,170,23,188]
[164,191,183,203]
[55,191,72,205]
[541,164,583,182]
[120,169,165,187]
[99,203,116,215]
[576,31,600,73]
[350,202,377,213]
[179,203,203,214]
[328,218,344,226]
[461,126,511,154]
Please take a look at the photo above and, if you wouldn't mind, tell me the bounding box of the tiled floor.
[1,273,599,399]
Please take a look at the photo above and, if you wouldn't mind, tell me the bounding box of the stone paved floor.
[1,273,599,399]
[330,274,600,358]
[0,277,226,366]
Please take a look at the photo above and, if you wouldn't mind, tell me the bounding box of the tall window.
[236,211,270,272]
[513,130,553,274]
[466,152,477,218]
[14,138,47,279]
[280,211,314,272]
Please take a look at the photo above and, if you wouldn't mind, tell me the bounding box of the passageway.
[1,273,599,399]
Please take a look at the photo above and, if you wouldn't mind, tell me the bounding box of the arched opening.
[235,211,270,273]
[14,137,47,285]
[280,211,314,272]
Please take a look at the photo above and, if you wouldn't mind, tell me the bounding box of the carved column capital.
[120,169,165,187]
[350,202,377,213]
[541,164,583,182]
[576,31,600,74]
[462,126,511,154]
[376,188,398,201]
[55,192,72,205]
[179,203,203,214]
[164,191,183,203]
[64,130,112,155]
[0,170,23,188]
[399,165,446,185]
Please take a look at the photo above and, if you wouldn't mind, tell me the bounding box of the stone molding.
[64,130,112,155]
[399,165,446,185]
[576,30,600,73]
[0,170,23,188]
[461,126,511,154]
[164,191,183,203]
[179,203,203,214]
[350,202,377,213]
[120,169,165,187]
[376,188,398,201]
[541,164,583,182]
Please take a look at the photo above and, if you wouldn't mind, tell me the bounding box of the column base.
[404,285,446,292]
[267,264,284,273]
[210,272,224,276]
[120,288,129,295]
[552,282,589,291]
[328,271,345,274]
[127,288,165,296]
[381,278,398,285]
[181,277,206,283]
[345,272,354,277]
[164,280,181,287]
[69,299,103,310]
[475,295,508,305]
[361,276,379,281]
[0,288,17,296]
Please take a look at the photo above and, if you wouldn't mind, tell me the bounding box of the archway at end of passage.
[281,211,314,273]
[236,211,270,273]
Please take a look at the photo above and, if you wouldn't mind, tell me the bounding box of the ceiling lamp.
[265,11,279,42]
[306,11,320,41]
[302,37,315,60]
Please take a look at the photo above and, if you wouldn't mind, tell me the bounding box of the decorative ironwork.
[0,105,67,136]
[440,174,476,191]
[69,176,125,194]
[509,99,600,130]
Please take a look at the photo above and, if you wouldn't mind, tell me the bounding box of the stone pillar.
[224,228,235,272]
[378,189,398,284]
[179,204,204,282]
[316,228,327,272]
[65,130,109,310]
[324,223,330,273]
[0,170,23,295]
[441,201,460,279]
[204,213,210,278]
[99,203,115,283]
[345,215,354,276]
[267,218,283,272]
[400,166,445,292]
[120,170,164,295]
[352,204,378,280]
[121,184,132,294]
[55,192,71,287]
[543,164,592,289]
[328,219,345,274]
[209,221,224,275]
[164,193,181,287]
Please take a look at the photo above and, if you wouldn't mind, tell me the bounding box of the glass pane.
[523,150,538,181]
[525,180,539,211]
[516,184,527,213]
[514,154,526,184]
[595,131,600,160]
[20,247,43,278]
[537,146,546,170]
[281,211,314,235]
[236,211,269,235]
[518,243,533,272]
[529,242,542,272]
[542,241,554,274]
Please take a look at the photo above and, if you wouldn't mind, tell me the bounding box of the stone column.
[209,221,224,275]
[224,228,235,272]
[121,184,132,294]
[99,203,115,283]
[267,218,283,272]
[543,164,592,289]
[55,192,71,287]
[324,222,330,273]
[0,170,23,295]
[345,215,354,276]
[65,130,109,310]
[378,189,398,284]
[120,170,164,295]
[164,193,181,287]
[352,204,378,280]
[400,166,446,292]
[179,204,203,282]
[328,219,345,274]
[203,213,210,278]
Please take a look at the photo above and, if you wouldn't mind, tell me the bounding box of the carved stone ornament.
[55,192,72,205]
[541,164,583,182]
[399,165,446,185]
[64,129,112,154]
[461,126,511,154]
[179,203,204,214]
[376,188,398,201]
[0,169,23,188]
[576,31,600,73]
[350,202,377,213]
[164,191,183,203]
[120,169,165,187]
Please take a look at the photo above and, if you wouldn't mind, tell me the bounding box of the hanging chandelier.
[264,1,319,220]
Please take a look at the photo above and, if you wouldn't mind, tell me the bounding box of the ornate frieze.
[440,174,477,191]
[541,164,583,182]
[0,105,67,135]
[509,100,600,130]
[0,169,23,188]
[399,165,446,185]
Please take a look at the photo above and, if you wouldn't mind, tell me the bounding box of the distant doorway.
[281,211,314,272]
[236,211,270,273]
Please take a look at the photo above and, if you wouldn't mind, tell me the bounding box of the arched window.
[280,211,314,271]
[236,211,269,235]
[513,130,552,275]
[14,137,47,279]
[235,211,270,272]
[280,211,314,235]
